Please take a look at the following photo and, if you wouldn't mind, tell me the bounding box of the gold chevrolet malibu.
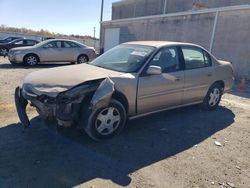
[15,41,234,141]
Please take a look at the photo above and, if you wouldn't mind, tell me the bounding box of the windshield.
[90,44,155,73]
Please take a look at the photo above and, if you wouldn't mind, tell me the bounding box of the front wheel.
[202,83,223,110]
[83,99,127,141]
[24,54,39,66]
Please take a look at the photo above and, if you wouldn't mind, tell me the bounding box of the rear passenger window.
[182,47,211,69]
[63,41,79,48]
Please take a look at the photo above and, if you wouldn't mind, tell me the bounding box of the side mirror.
[146,65,162,75]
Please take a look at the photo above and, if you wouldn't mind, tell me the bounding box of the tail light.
[91,47,96,55]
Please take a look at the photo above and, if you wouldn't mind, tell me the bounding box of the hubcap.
[208,88,220,107]
[78,56,87,64]
[95,107,121,136]
[27,56,37,66]
[1,49,7,56]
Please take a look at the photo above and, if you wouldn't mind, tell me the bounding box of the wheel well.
[78,54,89,62]
[81,90,129,113]
[23,53,40,62]
[112,91,129,113]
[213,80,225,89]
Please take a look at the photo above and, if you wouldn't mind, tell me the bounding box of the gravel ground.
[0,56,250,188]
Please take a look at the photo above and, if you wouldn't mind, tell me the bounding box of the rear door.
[137,46,185,114]
[181,46,215,104]
[61,41,80,61]
[40,41,64,62]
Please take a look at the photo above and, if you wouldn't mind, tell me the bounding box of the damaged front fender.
[90,77,115,110]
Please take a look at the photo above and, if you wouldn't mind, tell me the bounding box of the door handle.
[207,73,213,77]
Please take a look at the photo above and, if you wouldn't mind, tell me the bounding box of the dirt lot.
[0,56,250,188]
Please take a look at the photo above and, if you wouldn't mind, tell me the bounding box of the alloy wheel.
[78,55,87,64]
[95,107,121,136]
[26,55,38,66]
[208,88,220,107]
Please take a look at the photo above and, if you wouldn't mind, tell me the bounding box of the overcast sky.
[0,0,119,37]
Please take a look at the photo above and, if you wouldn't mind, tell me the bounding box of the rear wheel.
[202,83,223,110]
[83,99,127,141]
[24,54,39,66]
[77,54,88,64]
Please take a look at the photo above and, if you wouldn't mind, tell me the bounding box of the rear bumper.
[224,76,235,93]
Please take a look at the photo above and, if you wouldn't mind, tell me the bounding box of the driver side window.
[149,47,180,73]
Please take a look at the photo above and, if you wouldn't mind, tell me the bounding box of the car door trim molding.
[138,87,184,100]
[129,100,202,120]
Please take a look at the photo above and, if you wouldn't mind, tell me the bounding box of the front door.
[40,41,64,62]
[137,47,184,114]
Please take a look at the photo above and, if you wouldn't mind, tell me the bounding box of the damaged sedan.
[15,41,234,141]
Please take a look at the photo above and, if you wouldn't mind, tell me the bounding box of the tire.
[24,54,39,66]
[202,83,223,110]
[0,48,8,56]
[77,54,88,64]
[83,99,127,141]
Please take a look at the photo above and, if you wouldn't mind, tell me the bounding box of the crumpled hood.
[23,63,123,97]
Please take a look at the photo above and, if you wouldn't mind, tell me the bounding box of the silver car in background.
[8,39,96,66]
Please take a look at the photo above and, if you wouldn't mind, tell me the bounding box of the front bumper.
[15,87,30,127]
[15,86,63,127]
[15,78,115,128]
[8,53,23,63]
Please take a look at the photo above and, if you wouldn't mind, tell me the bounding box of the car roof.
[45,39,79,43]
[43,38,86,46]
[123,41,201,48]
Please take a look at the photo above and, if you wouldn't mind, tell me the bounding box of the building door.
[104,28,120,52]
